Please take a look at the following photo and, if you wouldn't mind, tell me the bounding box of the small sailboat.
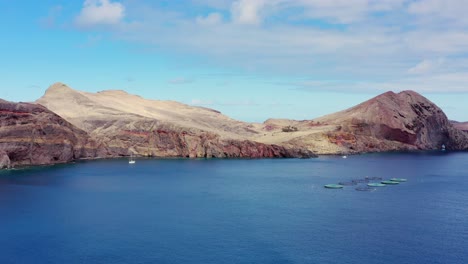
[129,153,136,164]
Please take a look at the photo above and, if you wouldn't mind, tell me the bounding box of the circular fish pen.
[355,186,376,192]
[324,184,344,189]
[367,183,386,187]
[339,176,382,186]
[390,178,407,182]
[381,180,399,185]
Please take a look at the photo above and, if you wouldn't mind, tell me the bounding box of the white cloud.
[408,0,468,25]
[75,0,125,27]
[408,58,444,75]
[231,0,267,25]
[404,31,468,54]
[68,1,468,93]
[228,0,406,25]
[196,12,223,26]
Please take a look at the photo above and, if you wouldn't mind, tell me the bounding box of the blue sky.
[1,0,468,122]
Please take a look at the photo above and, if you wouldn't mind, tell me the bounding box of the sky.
[1,0,468,122]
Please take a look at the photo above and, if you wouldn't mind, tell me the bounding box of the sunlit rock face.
[36,83,315,159]
[255,91,468,154]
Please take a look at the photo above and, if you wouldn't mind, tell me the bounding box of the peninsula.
[1,82,467,168]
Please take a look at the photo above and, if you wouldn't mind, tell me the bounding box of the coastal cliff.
[2,82,467,168]
[0,99,98,168]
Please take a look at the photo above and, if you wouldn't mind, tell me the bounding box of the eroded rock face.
[315,91,468,152]
[256,90,468,154]
[0,99,99,167]
[69,119,314,159]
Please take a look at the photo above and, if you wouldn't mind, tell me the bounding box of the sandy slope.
[37,83,258,140]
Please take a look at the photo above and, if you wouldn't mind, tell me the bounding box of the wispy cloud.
[290,71,468,94]
[190,99,259,106]
[231,0,267,25]
[75,0,125,27]
[168,77,195,84]
[196,12,223,26]
[408,0,468,25]
[64,0,468,93]
[407,58,445,75]
[39,5,63,28]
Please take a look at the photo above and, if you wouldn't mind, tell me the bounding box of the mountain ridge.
[2,82,468,168]
[37,83,468,155]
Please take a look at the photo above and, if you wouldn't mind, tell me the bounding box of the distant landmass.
[1,82,468,168]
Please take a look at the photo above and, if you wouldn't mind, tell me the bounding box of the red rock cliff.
[0,99,99,168]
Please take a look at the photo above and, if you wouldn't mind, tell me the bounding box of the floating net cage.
[325,176,403,191]
[338,176,382,186]
[355,186,376,192]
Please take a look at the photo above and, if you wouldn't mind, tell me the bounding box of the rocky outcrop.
[0,149,10,169]
[0,99,99,167]
[315,91,468,152]
[256,91,468,154]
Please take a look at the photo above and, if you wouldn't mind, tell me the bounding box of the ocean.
[1,152,467,264]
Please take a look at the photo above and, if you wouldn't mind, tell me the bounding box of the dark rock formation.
[0,99,99,167]
[315,90,468,152]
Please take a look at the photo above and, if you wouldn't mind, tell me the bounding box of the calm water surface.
[1,152,467,264]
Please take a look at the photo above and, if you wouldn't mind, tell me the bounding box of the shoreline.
[1,149,459,171]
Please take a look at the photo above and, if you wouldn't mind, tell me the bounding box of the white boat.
[129,154,136,164]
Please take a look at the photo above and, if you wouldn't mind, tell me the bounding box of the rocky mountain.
[3,82,465,169]
[36,83,314,160]
[254,91,468,154]
[0,99,99,168]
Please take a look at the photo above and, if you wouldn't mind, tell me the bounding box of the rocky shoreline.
[2,83,468,169]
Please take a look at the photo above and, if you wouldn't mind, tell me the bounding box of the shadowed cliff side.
[0,99,99,168]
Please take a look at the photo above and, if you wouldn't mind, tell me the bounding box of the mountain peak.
[44,82,75,95]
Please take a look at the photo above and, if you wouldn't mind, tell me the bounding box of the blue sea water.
[1,152,467,264]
